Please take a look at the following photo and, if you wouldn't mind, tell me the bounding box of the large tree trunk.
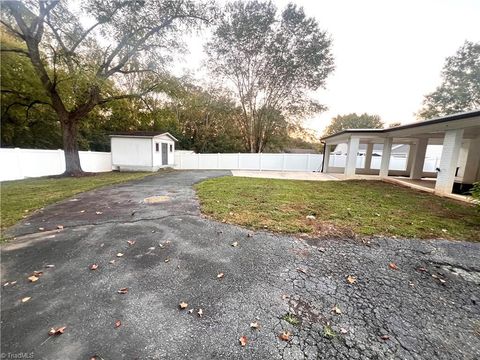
[61,119,83,176]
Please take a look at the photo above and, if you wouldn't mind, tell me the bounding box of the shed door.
[161,143,168,165]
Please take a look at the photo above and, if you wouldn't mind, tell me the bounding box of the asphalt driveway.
[1,170,479,359]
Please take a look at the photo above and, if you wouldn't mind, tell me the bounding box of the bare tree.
[1,0,215,175]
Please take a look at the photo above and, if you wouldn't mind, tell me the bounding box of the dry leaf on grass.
[279,331,291,341]
[346,275,357,284]
[388,263,399,270]
[48,326,66,336]
[90,264,98,270]
[117,288,128,294]
[239,336,248,347]
[114,320,122,328]
[179,302,188,309]
[21,297,31,303]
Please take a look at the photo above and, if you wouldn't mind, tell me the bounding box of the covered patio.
[320,110,480,198]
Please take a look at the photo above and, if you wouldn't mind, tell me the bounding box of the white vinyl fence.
[328,154,441,172]
[0,148,112,181]
[174,152,323,172]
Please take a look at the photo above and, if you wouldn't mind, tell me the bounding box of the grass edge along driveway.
[1,171,152,233]
[195,176,480,241]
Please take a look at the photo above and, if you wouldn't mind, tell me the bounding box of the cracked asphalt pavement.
[1,170,479,359]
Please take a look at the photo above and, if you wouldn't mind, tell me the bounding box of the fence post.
[15,148,24,179]
[259,153,262,171]
[237,153,240,169]
[217,153,220,169]
[306,154,311,171]
[282,154,286,171]
[58,149,64,173]
[197,153,200,169]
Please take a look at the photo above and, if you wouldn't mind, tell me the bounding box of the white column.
[462,137,480,184]
[344,137,360,178]
[364,143,374,173]
[435,129,464,195]
[379,137,393,178]
[405,143,416,175]
[410,138,428,179]
[322,144,331,173]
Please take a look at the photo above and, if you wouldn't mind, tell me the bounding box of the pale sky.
[174,0,480,136]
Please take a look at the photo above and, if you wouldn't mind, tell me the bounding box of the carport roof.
[320,109,480,142]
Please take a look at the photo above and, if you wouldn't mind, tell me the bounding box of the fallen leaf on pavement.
[331,305,342,315]
[197,308,203,317]
[117,288,128,294]
[388,263,399,270]
[247,233,253,238]
[217,272,224,279]
[56,225,64,230]
[28,276,39,283]
[418,267,427,272]
[380,335,390,340]
[239,336,248,347]
[164,258,170,263]
[90,264,98,270]
[279,331,291,341]
[187,309,194,314]
[45,265,55,268]
[340,328,348,334]
[114,320,122,328]
[116,253,124,257]
[109,260,115,264]
[250,322,259,329]
[10,281,17,285]
[48,326,66,336]
[21,297,31,303]
[38,227,45,231]
[127,240,136,246]
[95,211,103,215]
[179,302,188,309]
[346,275,357,284]
[231,242,238,247]
[32,271,43,277]
[296,268,307,274]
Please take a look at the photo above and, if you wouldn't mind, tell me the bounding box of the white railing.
[0,148,112,181]
[174,152,324,172]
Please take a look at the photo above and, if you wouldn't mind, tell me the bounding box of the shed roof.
[109,131,178,141]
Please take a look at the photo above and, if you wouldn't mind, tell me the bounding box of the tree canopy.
[323,113,384,137]
[1,0,215,174]
[418,41,480,120]
[206,0,334,152]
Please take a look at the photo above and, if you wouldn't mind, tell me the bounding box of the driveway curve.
[1,170,479,360]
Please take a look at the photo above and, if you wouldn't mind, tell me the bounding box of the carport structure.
[320,110,480,196]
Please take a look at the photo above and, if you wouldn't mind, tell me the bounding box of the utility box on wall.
[110,132,177,172]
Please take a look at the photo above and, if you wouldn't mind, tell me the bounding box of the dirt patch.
[143,195,171,204]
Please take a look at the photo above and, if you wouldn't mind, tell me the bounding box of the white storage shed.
[110,132,177,172]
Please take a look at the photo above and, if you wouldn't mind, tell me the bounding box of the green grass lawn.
[1,172,152,231]
[195,177,480,241]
